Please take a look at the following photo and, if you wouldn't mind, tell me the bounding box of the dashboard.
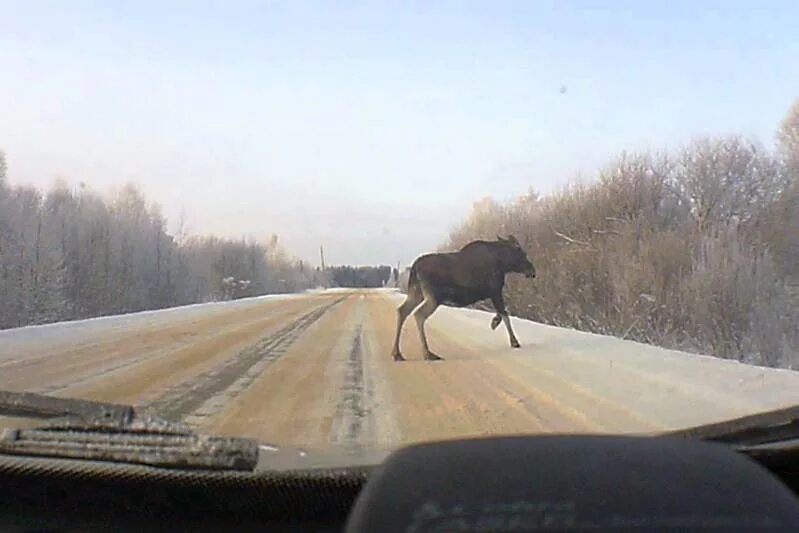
[1,435,798,532]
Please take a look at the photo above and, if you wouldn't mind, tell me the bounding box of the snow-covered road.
[2,289,798,458]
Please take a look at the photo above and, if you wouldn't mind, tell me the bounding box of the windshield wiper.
[0,390,258,471]
[665,404,799,452]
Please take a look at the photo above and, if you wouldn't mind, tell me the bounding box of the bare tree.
[0,159,312,329]
[778,99,799,176]
[445,105,799,368]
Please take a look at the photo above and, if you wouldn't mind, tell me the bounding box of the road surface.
[2,289,799,463]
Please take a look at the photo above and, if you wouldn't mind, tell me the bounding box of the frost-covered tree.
[0,158,312,329]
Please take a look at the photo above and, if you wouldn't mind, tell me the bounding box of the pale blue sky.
[1,1,798,265]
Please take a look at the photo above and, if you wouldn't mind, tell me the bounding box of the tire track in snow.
[332,324,367,447]
[330,296,383,452]
[144,297,345,423]
[30,306,295,396]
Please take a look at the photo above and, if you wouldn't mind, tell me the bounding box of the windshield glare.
[1,3,798,466]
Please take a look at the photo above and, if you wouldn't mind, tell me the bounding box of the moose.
[391,235,536,361]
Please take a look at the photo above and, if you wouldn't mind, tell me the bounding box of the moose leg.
[502,314,521,348]
[490,314,502,330]
[491,295,520,348]
[392,285,423,361]
[413,288,443,361]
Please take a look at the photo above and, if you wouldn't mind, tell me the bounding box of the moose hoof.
[490,316,502,330]
[424,352,444,362]
[511,340,521,349]
[392,352,406,362]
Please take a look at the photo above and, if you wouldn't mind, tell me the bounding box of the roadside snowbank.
[0,293,299,358]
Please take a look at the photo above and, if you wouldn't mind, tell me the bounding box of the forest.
[437,100,799,368]
[0,167,318,329]
[328,265,394,288]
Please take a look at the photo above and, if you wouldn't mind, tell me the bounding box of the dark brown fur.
[392,235,535,361]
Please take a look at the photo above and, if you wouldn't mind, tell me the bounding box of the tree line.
[0,166,319,329]
[440,100,799,369]
[328,265,393,288]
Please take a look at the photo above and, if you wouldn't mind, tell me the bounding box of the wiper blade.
[1,390,135,428]
[665,404,799,449]
[0,390,190,433]
[0,390,258,471]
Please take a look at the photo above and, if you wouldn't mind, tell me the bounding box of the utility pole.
[319,246,327,288]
